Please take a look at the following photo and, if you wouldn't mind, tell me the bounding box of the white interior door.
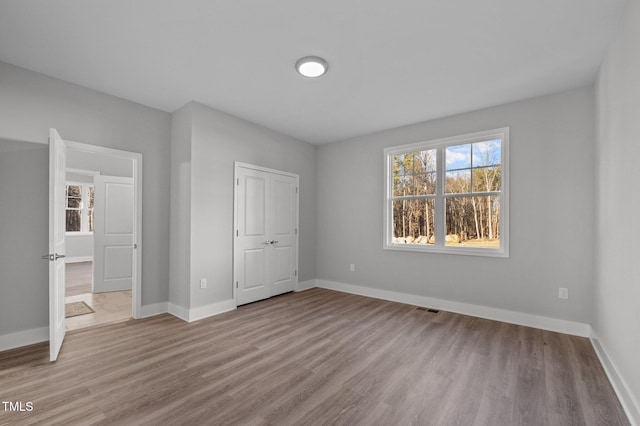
[93,176,134,293]
[269,173,297,296]
[235,168,271,305]
[235,164,298,306]
[48,128,66,362]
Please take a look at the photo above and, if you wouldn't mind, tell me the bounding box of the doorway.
[61,140,142,332]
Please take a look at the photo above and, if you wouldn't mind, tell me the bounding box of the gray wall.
[0,61,171,335]
[317,87,595,323]
[66,235,93,260]
[67,149,133,178]
[170,102,317,310]
[595,0,640,416]
[169,103,192,309]
[0,141,49,335]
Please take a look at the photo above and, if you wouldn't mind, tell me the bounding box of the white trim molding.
[140,302,169,318]
[0,326,49,352]
[591,332,639,426]
[316,279,591,337]
[65,256,93,264]
[169,300,237,323]
[295,279,317,292]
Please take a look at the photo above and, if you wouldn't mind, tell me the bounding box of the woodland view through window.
[384,128,509,257]
[66,184,94,233]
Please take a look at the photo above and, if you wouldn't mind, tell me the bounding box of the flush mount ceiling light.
[295,56,328,78]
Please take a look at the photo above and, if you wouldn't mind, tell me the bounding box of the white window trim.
[65,181,95,235]
[383,127,509,258]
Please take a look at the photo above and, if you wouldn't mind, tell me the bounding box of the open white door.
[93,176,134,293]
[48,129,66,362]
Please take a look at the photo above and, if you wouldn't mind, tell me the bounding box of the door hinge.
[295,270,297,276]
[236,229,239,237]
[237,178,239,185]
[295,228,298,235]
[133,243,137,249]
[296,186,298,194]
[236,281,238,289]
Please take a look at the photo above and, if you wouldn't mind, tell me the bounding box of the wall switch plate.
[200,278,207,289]
[350,264,355,272]
[559,287,568,299]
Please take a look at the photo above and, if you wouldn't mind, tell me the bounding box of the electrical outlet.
[559,287,568,299]
[350,264,355,272]
[200,278,207,289]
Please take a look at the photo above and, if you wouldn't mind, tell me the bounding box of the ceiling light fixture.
[295,56,328,78]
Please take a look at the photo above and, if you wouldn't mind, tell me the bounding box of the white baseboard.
[316,279,591,337]
[168,303,190,322]
[65,256,92,264]
[591,332,639,426]
[295,279,317,292]
[188,299,236,322]
[0,326,49,352]
[169,299,237,323]
[140,302,168,318]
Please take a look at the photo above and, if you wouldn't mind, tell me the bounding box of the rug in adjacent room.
[65,301,95,318]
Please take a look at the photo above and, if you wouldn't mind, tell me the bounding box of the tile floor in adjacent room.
[65,290,132,331]
[65,261,132,331]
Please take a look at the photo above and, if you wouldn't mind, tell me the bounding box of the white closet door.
[235,168,272,305]
[269,173,297,296]
[234,165,298,306]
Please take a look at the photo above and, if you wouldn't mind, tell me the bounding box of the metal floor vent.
[415,307,440,313]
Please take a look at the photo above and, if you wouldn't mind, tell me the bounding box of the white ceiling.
[0,0,626,144]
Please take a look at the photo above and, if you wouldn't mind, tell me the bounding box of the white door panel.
[94,176,134,293]
[244,249,266,289]
[273,178,293,236]
[103,246,133,279]
[49,128,66,362]
[269,173,296,296]
[244,176,267,236]
[235,165,298,305]
[236,168,270,305]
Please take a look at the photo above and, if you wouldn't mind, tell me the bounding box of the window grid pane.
[66,210,82,232]
[445,196,500,248]
[392,199,435,245]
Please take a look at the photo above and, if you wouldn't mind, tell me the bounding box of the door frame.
[232,162,299,304]
[65,141,143,319]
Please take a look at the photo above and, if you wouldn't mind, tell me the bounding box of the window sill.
[384,243,508,258]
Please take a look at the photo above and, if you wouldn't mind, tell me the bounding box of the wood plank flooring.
[0,288,629,425]
[65,262,93,297]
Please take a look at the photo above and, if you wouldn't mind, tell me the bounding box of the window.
[66,183,94,233]
[384,128,509,257]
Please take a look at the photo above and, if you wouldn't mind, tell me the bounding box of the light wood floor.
[65,262,132,331]
[65,262,93,297]
[0,288,629,425]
